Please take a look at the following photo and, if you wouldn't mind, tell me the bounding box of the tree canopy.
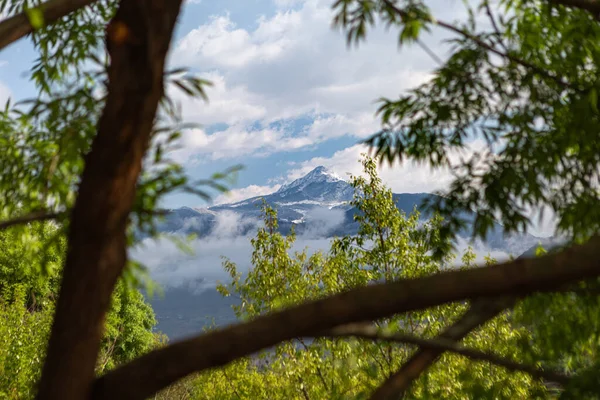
[0,0,599,399]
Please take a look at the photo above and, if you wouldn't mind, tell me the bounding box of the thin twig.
[99,325,122,372]
[297,338,330,391]
[382,0,575,90]
[368,296,516,399]
[0,210,64,230]
[325,321,570,387]
[222,369,243,399]
[416,39,445,66]
[298,376,312,400]
[483,0,509,53]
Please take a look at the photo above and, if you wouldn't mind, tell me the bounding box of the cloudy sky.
[0,0,481,209]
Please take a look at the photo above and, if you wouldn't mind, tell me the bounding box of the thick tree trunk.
[36,0,183,398]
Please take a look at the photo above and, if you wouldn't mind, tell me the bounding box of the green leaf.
[25,7,45,30]
[588,87,598,113]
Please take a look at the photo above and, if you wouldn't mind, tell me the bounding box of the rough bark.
[35,0,183,399]
[369,297,516,399]
[0,0,98,50]
[93,237,600,400]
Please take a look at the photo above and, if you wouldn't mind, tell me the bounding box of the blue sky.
[0,0,497,214]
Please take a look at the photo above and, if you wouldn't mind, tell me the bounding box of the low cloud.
[212,210,261,238]
[131,235,255,291]
[132,215,518,293]
[299,207,346,238]
[131,232,335,291]
[214,184,281,205]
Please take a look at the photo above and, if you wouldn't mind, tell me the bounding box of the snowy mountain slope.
[155,166,544,255]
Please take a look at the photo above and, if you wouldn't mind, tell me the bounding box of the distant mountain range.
[148,166,555,341]
[155,166,545,255]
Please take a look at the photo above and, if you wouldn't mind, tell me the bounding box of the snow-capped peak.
[277,166,344,194]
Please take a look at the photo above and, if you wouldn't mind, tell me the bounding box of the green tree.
[0,286,53,399]
[190,157,545,399]
[333,0,600,244]
[0,0,599,399]
[0,222,161,399]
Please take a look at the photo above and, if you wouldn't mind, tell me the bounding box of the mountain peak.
[277,166,343,194]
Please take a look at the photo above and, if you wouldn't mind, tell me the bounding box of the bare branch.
[325,321,570,388]
[483,0,509,53]
[368,297,516,399]
[416,39,444,66]
[433,17,573,90]
[0,0,97,50]
[0,206,166,232]
[93,237,600,400]
[0,210,64,230]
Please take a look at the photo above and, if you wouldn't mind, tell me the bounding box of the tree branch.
[0,0,97,50]
[0,206,166,231]
[368,297,516,399]
[325,321,570,388]
[371,282,600,398]
[92,237,600,400]
[0,210,64,230]
[382,0,575,90]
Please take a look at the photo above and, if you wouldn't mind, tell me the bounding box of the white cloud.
[211,210,259,238]
[131,233,336,290]
[282,143,457,194]
[170,71,266,126]
[304,112,379,140]
[214,184,281,204]
[132,223,514,292]
[173,2,438,120]
[174,13,293,69]
[168,0,479,161]
[167,108,381,163]
[171,124,315,163]
[300,207,346,238]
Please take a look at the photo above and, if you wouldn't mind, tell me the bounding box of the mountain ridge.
[157,166,545,255]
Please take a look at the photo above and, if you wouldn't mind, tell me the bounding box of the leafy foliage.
[1,0,600,397]
[333,0,600,246]
[0,286,53,399]
[190,157,545,399]
[0,222,161,398]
